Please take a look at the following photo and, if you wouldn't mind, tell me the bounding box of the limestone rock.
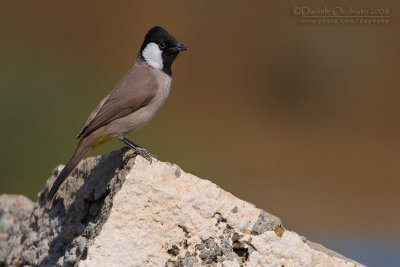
[0,148,364,266]
[0,195,34,262]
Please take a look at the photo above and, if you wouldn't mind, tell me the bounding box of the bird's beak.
[176,43,188,51]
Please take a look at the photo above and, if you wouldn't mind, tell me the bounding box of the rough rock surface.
[0,148,364,267]
[0,195,34,262]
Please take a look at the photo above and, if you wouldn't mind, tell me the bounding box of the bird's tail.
[46,137,93,202]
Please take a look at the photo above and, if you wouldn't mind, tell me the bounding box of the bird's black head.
[139,26,188,76]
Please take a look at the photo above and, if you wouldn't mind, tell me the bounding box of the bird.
[47,26,188,202]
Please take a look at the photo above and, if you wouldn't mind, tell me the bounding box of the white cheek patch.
[142,42,163,69]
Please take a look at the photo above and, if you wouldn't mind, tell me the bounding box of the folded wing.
[77,63,158,139]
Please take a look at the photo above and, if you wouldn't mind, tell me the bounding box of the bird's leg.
[120,137,156,163]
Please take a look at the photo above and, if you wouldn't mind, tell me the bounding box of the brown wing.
[77,62,158,139]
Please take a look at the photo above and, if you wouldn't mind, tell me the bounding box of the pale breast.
[105,68,172,138]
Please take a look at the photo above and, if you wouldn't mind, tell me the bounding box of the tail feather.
[47,139,92,202]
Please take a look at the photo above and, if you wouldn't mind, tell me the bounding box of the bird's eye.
[159,42,166,49]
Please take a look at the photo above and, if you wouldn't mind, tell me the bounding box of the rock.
[0,148,364,266]
[0,195,34,262]
[250,210,282,235]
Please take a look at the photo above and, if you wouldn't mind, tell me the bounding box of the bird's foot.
[134,147,154,163]
[124,147,157,164]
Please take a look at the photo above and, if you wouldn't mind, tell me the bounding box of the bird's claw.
[124,147,157,164]
[135,147,154,163]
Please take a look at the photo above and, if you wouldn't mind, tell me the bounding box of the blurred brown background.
[0,1,398,265]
